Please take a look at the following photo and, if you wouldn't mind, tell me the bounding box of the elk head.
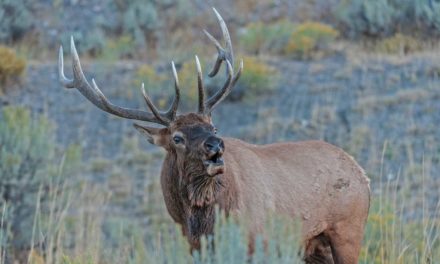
[58,8,242,207]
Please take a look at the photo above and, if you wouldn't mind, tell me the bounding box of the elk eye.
[214,128,218,134]
[173,135,184,144]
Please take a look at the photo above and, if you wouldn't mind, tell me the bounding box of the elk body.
[58,9,370,264]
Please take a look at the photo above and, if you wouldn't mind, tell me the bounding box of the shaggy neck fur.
[165,152,224,249]
[161,151,238,250]
[180,155,224,208]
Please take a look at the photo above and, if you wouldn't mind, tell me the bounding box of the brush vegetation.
[0,106,438,263]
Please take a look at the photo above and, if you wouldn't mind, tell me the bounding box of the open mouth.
[205,152,224,165]
[203,153,224,176]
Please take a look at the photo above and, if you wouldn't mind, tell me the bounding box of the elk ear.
[133,123,167,147]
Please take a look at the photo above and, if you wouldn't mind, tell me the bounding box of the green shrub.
[413,0,440,35]
[373,34,424,54]
[0,107,54,253]
[0,0,34,43]
[112,0,160,48]
[335,0,398,38]
[284,22,338,59]
[101,35,136,60]
[59,28,107,57]
[239,20,294,55]
[0,45,26,91]
[229,56,279,101]
[333,0,440,38]
[195,212,301,263]
[0,106,81,260]
[61,210,301,264]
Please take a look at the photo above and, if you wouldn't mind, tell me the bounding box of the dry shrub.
[373,34,424,55]
[0,46,26,92]
[235,0,271,14]
[230,56,278,101]
[284,22,338,59]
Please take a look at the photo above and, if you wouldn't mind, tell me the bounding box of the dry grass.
[373,34,425,55]
[6,150,436,264]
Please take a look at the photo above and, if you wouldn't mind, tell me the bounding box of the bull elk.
[58,8,370,264]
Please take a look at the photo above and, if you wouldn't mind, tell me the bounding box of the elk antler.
[59,9,240,123]
[58,37,180,126]
[198,7,243,114]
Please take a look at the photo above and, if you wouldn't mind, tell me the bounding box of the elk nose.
[204,136,224,155]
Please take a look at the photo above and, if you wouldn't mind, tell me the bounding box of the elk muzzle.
[203,136,225,176]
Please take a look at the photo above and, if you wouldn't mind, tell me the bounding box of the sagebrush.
[0,0,34,43]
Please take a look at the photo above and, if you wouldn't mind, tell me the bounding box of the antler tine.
[59,36,172,124]
[163,61,181,121]
[141,83,169,125]
[195,55,205,114]
[60,9,238,123]
[231,59,244,87]
[205,59,233,112]
[58,46,74,88]
[204,7,234,77]
[90,75,170,124]
[199,9,243,114]
[204,59,243,113]
[70,36,111,108]
[213,8,233,65]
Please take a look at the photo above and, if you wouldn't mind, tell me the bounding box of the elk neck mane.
[162,150,228,247]
[164,149,225,208]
